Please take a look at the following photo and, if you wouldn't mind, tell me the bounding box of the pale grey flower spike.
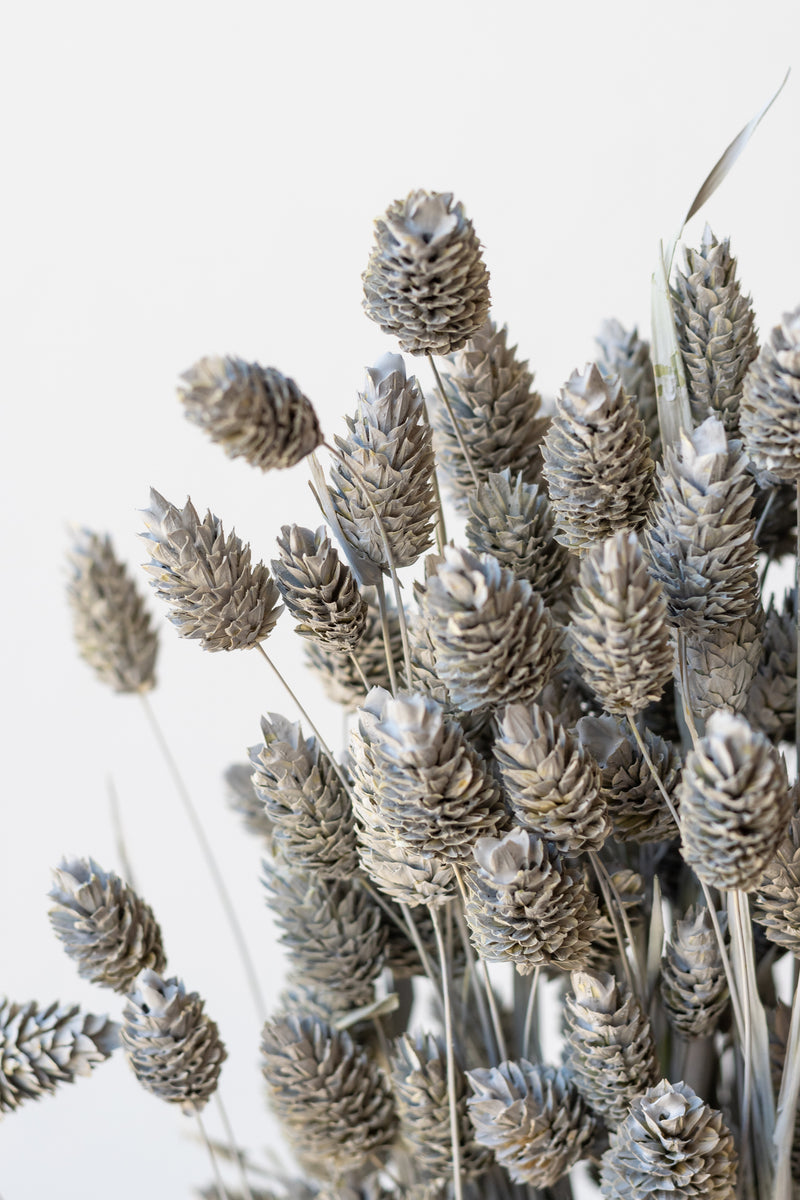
[303,588,404,709]
[429,321,548,504]
[140,488,282,651]
[740,305,800,483]
[660,906,730,1037]
[272,524,367,653]
[67,529,158,693]
[363,190,490,356]
[753,810,800,957]
[682,610,763,720]
[121,970,226,1114]
[747,590,797,744]
[0,999,119,1114]
[48,857,166,994]
[595,318,660,460]
[178,355,322,471]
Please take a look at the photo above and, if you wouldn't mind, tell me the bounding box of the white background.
[2,2,799,1196]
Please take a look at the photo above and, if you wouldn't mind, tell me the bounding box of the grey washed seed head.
[67,529,158,693]
[672,226,759,433]
[569,530,674,716]
[362,190,490,356]
[121,970,225,1114]
[419,546,564,713]
[429,320,548,504]
[646,416,759,633]
[660,906,730,1037]
[0,999,118,1114]
[682,610,763,721]
[741,305,800,483]
[260,1012,396,1175]
[541,363,655,553]
[250,713,358,879]
[140,489,282,651]
[272,524,367,654]
[747,590,797,743]
[327,354,437,572]
[494,702,610,855]
[678,710,791,892]
[466,1059,594,1187]
[349,686,505,867]
[599,1078,737,1200]
[465,469,570,607]
[48,857,166,994]
[595,318,661,460]
[463,827,600,974]
[223,762,275,846]
[392,1033,491,1182]
[576,715,680,844]
[304,587,403,709]
[262,864,387,1012]
[564,970,658,1129]
[178,355,322,471]
[753,808,800,957]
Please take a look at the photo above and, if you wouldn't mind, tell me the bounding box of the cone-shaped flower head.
[429,320,548,503]
[660,906,729,1037]
[121,970,225,1114]
[564,970,658,1129]
[262,865,387,1014]
[576,715,680,844]
[599,1079,737,1199]
[67,529,158,693]
[271,524,367,654]
[362,190,490,355]
[647,416,758,633]
[303,587,404,710]
[392,1033,491,1182]
[0,999,118,1114]
[753,810,800,957]
[595,318,660,460]
[682,610,763,721]
[350,687,505,867]
[48,857,166,994]
[569,531,673,715]
[672,226,759,433]
[678,710,790,892]
[466,1060,594,1187]
[178,355,322,471]
[541,363,655,552]
[463,828,600,973]
[494,702,610,855]
[419,546,564,713]
[747,591,797,744]
[250,713,358,879]
[325,354,436,573]
[465,469,569,607]
[740,305,800,482]
[260,1012,396,1175]
[140,489,282,651]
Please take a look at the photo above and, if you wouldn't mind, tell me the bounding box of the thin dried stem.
[214,1093,254,1200]
[588,851,638,999]
[107,773,137,892]
[139,694,266,1024]
[677,631,702,746]
[452,903,498,1067]
[348,649,370,694]
[430,904,464,1200]
[375,576,400,696]
[196,1111,231,1200]
[522,966,540,1061]
[427,353,481,489]
[773,974,800,1200]
[420,394,448,554]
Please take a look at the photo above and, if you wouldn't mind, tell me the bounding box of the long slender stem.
[430,905,464,1200]
[773,973,800,1200]
[452,904,498,1066]
[139,695,266,1025]
[453,865,507,1062]
[196,1112,231,1200]
[215,1093,254,1200]
[676,631,701,746]
[419,394,448,554]
[348,650,370,693]
[427,354,480,489]
[107,773,138,891]
[375,575,399,696]
[589,850,637,998]
[522,967,540,1061]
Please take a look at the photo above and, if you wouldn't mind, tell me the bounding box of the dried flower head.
[429,320,548,502]
[678,710,791,892]
[466,1060,594,1187]
[600,1079,737,1199]
[541,363,655,552]
[178,355,322,471]
[363,190,490,355]
[595,318,660,459]
[682,610,763,720]
[747,590,797,744]
[303,587,404,709]
[48,857,166,994]
[753,809,800,957]
[660,906,730,1037]
[272,524,367,653]
[140,488,282,651]
[0,999,118,1114]
[740,305,800,483]
[121,970,226,1114]
[67,529,158,693]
